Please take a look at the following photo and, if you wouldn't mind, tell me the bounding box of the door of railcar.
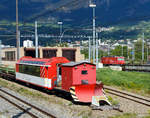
[56,64,62,87]
[40,66,52,89]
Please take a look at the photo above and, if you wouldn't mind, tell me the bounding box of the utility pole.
[0,40,1,65]
[16,0,19,60]
[58,21,63,44]
[96,32,99,69]
[35,21,38,58]
[18,30,20,59]
[88,36,91,62]
[127,40,129,60]
[108,44,110,56]
[147,39,149,62]
[93,6,96,64]
[132,43,135,61]
[142,32,144,62]
[127,45,129,60]
[122,45,123,56]
[89,3,96,64]
[147,45,149,62]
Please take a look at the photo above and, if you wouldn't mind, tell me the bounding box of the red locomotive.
[101,56,125,65]
[16,56,111,107]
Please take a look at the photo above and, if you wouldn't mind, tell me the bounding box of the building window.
[5,51,16,61]
[43,49,57,58]
[62,50,76,61]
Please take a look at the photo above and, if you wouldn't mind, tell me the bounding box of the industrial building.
[23,40,34,47]
[1,47,84,66]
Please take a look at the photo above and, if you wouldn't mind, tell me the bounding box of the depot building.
[1,46,85,67]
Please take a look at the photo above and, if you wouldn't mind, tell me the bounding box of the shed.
[61,62,96,91]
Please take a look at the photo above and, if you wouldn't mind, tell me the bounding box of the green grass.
[96,68,150,95]
[0,79,9,87]
[0,78,69,106]
[107,96,119,105]
[0,79,46,99]
[108,113,137,118]
[144,116,150,118]
[109,113,150,118]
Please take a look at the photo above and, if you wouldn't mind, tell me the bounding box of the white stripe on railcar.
[16,63,51,67]
[16,72,51,88]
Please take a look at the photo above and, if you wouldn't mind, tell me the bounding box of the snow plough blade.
[70,83,111,106]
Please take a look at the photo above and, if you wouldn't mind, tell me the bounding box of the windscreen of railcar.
[117,57,124,61]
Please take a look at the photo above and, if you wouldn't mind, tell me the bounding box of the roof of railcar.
[102,56,124,58]
[17,56,69,66]
[62,62,95,67]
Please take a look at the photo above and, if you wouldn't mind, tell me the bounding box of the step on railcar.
[16,56,111,107]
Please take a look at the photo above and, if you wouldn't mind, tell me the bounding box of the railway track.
[104,86,150,107]
[0,70,149,114]
[104,64,150,72]
[0,87,57,118]
[122,64,150,72]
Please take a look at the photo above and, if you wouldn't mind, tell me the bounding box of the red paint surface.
[16,64,19,72]
[75,84,95,102]
[61,63,96,91]
[94,84,103,96]
[101,56,125,65]
[17,56,69,89]
[61,66,73,91]
[75,84,103,102]
[73,64,96,85]
[16,57,103,103]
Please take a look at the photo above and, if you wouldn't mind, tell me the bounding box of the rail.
[122,64,150,72]
[0,87,56,118]
[104,86,150,107]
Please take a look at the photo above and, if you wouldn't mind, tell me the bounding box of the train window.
[81,70,88,75]
[19,64,40,77]
[34,66,40,76]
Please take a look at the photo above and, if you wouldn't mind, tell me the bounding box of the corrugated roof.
[62,62,95,67]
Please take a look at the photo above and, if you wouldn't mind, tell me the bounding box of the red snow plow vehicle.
[16,57,111,107]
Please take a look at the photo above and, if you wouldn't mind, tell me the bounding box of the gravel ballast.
[0,78,150,118]
[0,97,32,118]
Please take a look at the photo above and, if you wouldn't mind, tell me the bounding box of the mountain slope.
[1,0,150,46]
[0,0,150,25]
